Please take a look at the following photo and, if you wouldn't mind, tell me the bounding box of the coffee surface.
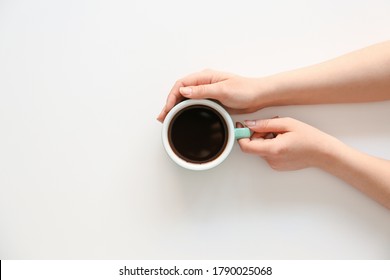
[168,105,228,163]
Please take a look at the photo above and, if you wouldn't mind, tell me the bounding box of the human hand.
[237,117,341,171]
[157,69,273,122]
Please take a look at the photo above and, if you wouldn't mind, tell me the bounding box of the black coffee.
[168,105,228,163]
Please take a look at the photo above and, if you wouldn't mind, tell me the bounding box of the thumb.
[236,121,273,156]
[179,83,221,99]
[244,117,296,133]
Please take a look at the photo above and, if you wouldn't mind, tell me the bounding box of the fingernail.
[180,87,192,96]
[157,106,166,121]
[244,120,256,127]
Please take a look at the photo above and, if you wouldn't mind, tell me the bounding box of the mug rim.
[162,99,235,171]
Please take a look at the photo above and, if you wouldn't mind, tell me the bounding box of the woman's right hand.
[237,117,342,171]
[157,69,274,122]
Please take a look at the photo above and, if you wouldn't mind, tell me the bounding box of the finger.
[252,131,268,139]
[158,70,227,122]
[156,105,167,123]
[179,82,222,100]
[156,82,184,122]
[236,122,269,154]
[237,136,274,156]
[165,80,186,113]
[178,69,234,99]
[161,70,214,121]
[236,121,244,128]
[180,69,234,85]
[159,82,221,122]
[244,117,296,133]
[237,122,268,139]
[179,69,219,86]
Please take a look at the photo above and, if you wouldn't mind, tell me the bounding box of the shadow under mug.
[162,99,251,170]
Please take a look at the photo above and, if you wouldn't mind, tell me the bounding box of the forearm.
[319,140,390,209]
[261,41,390,107]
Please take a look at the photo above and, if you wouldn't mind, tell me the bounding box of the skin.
[157,41,390,209]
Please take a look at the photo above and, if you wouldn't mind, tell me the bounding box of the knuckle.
[196,84,206,96]
[174,80,183,88]
[260,118,271,130]
[239,145,248,153]
[215,84,226,100]
[218,82,228,95]
[270,143,287,156]
[239,143,250,153]
[266,158,282,170]
[269,162,280,171]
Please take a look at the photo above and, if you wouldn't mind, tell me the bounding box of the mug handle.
[234,128,251,139]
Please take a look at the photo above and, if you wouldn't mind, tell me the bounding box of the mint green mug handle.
[234,127,251,139]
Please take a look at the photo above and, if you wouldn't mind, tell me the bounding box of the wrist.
[251,76,274,109]
[253,74,293,109]
[313,136,348,172]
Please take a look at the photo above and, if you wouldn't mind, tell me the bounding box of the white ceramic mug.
[162,99,251,170]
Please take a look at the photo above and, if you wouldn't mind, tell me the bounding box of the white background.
[0,0,390,259]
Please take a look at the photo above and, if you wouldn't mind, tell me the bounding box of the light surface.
[0,0,390,259]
